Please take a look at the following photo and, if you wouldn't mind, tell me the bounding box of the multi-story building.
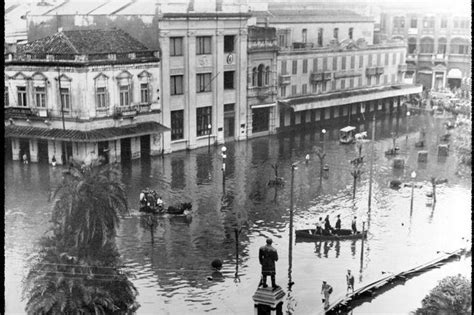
[4,28,165,164]
[378,3,471,92]
[246,26,279,138]
[157,0,250,151]
[250,7,422,133]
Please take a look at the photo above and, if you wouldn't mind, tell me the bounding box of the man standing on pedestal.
[259,238,279,289]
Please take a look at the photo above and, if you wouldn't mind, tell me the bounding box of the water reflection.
[5,113,472,314]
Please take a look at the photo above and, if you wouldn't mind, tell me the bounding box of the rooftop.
[266,9,374,23]
[18,28,152,56]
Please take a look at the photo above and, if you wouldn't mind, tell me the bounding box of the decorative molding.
[55,73,72,81]
[115,70,133,80]
[187,30,196,37]
[216,30,224,36]
[31,71,48,81]
[11,71,30,81]
[93,72,109,81]
[239,29,248,35]
[137,70,153,78]
[197,55,211,67]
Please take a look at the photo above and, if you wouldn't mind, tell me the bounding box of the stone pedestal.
[418,151,428,162]
[393,158,405,169]
[438,144,449,156]
[252,286,285,315]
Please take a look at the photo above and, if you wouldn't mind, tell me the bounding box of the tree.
[453,121,472,166]
[23,162,138,314]
[415,274,471,315]
[50,163,128,256]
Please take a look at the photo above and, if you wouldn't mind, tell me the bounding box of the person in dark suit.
[259,238,279,289]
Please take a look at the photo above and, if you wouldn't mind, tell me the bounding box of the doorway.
[140,135,151,157]
[5,138,12,161]
[224,116,235,139]
[37,139,49,164]
[121,138,132,163]
[19,139,30,162]
[98,141,109,164]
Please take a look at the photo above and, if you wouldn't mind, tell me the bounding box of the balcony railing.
[398,64,408,72]
[279,74,291,85]
[407,28,418,35]
[310,72,324,83]
[375,66,384,75]
[323,71,333,81]
[115,105,138,118]
[365,67,376,76]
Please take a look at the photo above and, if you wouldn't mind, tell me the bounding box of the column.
[131,136,141,159]
[11,138,20,161]
[186,30,197,149]
[237,27,248,141]
[215,29,225,145]
[150,133,162,156]
[159,30,172,154]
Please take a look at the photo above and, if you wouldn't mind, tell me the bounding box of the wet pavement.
[5,112,471,314]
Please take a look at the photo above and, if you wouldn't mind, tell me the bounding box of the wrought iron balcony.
[279,74,291,85]
[375,66,384,75]
[365,67,376,76]
[323,72,333,81]
[310,72,324,83]
[398,64,408,72]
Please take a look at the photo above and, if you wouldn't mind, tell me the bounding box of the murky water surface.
[5,113,471,314]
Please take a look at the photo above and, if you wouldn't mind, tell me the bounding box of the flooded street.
[5,112,471,314]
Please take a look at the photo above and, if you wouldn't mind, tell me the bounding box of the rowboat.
[295,229,367,241]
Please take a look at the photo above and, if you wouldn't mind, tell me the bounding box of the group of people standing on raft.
[315,214,358,235]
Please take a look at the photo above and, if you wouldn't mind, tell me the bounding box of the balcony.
[418,53,434,63]
[448,54,470,64]
[334,70,362,79]
[375,66,384,75]
[407,28,418,35]
[256,86,277,101]
[310,72,324,83]
[421,28,435,35]
[406,53,418,64]
[323,72,333,81]
[365,67,376,76]
[279,74,291,85]
[115,105,138,118]
[398,64,408,72]
[4,106,33,119]
[432,53,448,65]
[137,103,152,113]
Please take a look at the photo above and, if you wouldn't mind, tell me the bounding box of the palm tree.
[415,274,471,315]
[23,235,139,314]
[50,162,128,255]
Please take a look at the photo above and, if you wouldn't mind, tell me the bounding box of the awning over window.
[447,68,462,79]
[251,102,276,109]
[4,121,169,142]
[279,84,423,112]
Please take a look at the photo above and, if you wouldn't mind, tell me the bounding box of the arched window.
[437,38,447,55]
[257,64,264,87]
[333,28,339,41]
[420,37,434,54]
[264,66,270,86]
[252,67,257,86]
[450,38,470,55]
[408,37,417,54]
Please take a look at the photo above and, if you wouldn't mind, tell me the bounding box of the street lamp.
[410,170,416,213]
[319,129,327,184]
[208,123,212,153]
[406,111,411,144]
[221,146,227,193]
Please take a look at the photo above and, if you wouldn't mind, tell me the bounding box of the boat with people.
[295,228,367,241]
[139,189,192,215]
[339,126,356,144]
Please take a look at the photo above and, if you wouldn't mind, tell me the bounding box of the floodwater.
[5,112,471,314]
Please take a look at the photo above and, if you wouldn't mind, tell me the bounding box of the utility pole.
[57,66,67,165]
[351,165,363,199]
[368,114,375,210]
[288,162,297,290]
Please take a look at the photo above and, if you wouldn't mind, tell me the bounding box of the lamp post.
[317,129,327,185]
[410,170,416,213]
[406,111,411,144]
[208,123,212,153]
[221,146,227,194]
[289,162,297,290]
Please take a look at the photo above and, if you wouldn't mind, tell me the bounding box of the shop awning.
[279,84,423,112]
[4,121,170,142]
[447,68,462,79]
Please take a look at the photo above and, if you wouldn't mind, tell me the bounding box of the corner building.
[157,1,250,152]
[4,29,165,164]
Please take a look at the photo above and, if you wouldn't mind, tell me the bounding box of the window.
[140,83,150,103]
[358,77,362,87]
[197,107,212,137]
[291,85,297,95]
[197,73,212,92]
[349,78,354,88]
[252,67,257,86]
[342,56,346,70]
[34,86,46,108]
[281,86,286,97]
[281,60,287,75]
[333,28,339,41]
[317,28,323,46]
[332,57,337,70]
[350,56,355,69]
[171,110,184,140]
[359,55,363,68]
[313,58,318,72]
[440,18,447,28]
[119,84,130,106]
[170,37,183,56]
[292,60,297,75]
[423,16,435,28]
[196,36,212,54]
[224,103,234,112]
[278,34,286,47]
[96,87,107,108]
[438,39,447,54]
[331,80,336,90]
[410,18,417,28]
[377,53,381,66]
[349,27,354,40]
[302,59,308,73]
[265,66,270,85]
[224,71,234,89]
[302,29,307,43]
[385,53,389,65]
[60,88,71,110]
[368,54,373,66]
[322,81,327,92]
[420,38,434,54]
[257,64,265,87]
[453,18,459,28]
[17,86,27,107]
[323,57,328,71]
[311,83,318,93]
[4,86,9,106]
[376,75,380,85]
[302,84,307,94]
[341,79,345,90]
[224,35,235,53]
[383,75,388,84]
[171,75,184,95]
